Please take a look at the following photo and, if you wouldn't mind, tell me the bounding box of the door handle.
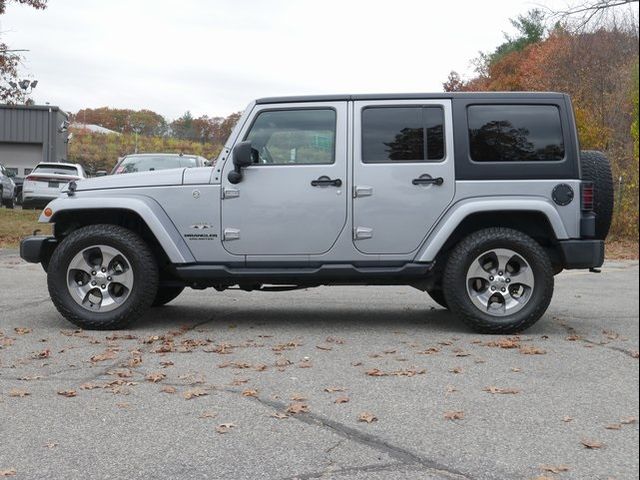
[412,175,444,186]
[311,176,342,187]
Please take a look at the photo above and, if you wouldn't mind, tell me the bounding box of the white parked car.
[22,162,87,210]
[0,163,16,209]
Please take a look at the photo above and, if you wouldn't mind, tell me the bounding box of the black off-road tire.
[47,224,159,330]
[427,286,449,309]
[580,150,614,240]
[443,228,554,334]
[152,286,185,307]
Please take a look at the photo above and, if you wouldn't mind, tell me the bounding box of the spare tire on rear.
[580,150,614,240]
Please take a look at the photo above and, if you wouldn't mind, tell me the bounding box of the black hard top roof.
[256,92,566,104]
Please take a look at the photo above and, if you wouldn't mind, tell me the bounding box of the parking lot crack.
[221,387,475,480]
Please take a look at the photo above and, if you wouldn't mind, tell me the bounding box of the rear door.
[352,100,455,255]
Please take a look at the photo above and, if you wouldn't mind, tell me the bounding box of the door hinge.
[223,187,240,199]
[354,226,373,240]
[353,185,373,198]
[223,228,240,241]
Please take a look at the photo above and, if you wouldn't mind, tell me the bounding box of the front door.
[221,102,348,256]
[352,100,455,255]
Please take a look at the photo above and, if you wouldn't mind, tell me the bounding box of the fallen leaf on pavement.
[242,389,258,397]
[199,411,217,418]
[14,328,31,335]
[486,337,521,349]
[316,345,332,351]
[32,349,50,359]
[358,412,378,423]
[562,416,574,423]
[43,443,58,449]
[483,386,520,395]
[621,416,638,424]
[605,423,622,430]
[324,387,346,393]
[581,439,604,449]
[290,394,307,401]
[145,372,166,383]
[450,367,463,374]
[444,411,464,421]
[334,396,350,404]
[286,403,309,414]
[8,388,29,398]
[0,469,16,477]
[365,368,386,377]
[540,465,570,473]
[270,412,288,419]
[57,390,77,398]
[80,383,100,390]
[215,423,236,434]
[519,346,546,355]
[183,388,208,400]
[90,350,117,362]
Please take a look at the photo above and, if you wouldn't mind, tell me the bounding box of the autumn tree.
[72,107,168,136]
[0,0,47,103]
[444,9,639,238]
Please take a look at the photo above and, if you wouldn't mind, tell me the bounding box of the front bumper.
[559,239,605,270]
[20,236,58,264]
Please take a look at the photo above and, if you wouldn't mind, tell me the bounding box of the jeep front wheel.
[443,228,554,334]
[47,225,159,330]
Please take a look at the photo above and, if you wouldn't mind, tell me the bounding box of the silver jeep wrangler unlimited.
[20,93,612,333]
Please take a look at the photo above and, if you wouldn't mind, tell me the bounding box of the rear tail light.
[581,182,595,212]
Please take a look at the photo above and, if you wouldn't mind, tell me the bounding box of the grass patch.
[0,208,52,248]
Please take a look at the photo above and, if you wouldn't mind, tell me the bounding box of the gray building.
[0,104,69,177]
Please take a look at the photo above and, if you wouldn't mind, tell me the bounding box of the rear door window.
[468,105,565,162]
[361,107,445,163]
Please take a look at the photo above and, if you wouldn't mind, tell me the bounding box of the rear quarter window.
[468,105,565,162]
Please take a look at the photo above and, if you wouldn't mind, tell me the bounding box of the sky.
[1,0,577,120]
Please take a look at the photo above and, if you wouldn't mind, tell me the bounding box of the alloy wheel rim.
[66,245,134,312]
[465,248,535,317]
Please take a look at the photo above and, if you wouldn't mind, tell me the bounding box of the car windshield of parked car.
[115,155,198,174]
[33,165,79,176]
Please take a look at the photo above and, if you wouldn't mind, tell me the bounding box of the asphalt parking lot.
[0,250,638,480]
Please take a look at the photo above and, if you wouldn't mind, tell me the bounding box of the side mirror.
[228,141,253,184]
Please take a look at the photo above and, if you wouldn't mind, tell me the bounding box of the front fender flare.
[41,195,195,264]
[415,197,569,263]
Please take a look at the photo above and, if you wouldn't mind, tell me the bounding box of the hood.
[72,168,185,192]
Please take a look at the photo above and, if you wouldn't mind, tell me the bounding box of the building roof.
[70,122,121,135]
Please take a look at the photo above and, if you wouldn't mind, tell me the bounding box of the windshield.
[114,155,198,174]
[33,165,79,176]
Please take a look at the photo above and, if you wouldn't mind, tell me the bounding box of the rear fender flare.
[415,197,569,262]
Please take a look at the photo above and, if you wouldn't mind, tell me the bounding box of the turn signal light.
[43,208,53,218]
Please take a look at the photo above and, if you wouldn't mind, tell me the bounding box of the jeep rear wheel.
[443,228,554,334]
[47,224,158,330]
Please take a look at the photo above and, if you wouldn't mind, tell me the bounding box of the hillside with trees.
[68,109,241,172]
[444,5,639,240]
